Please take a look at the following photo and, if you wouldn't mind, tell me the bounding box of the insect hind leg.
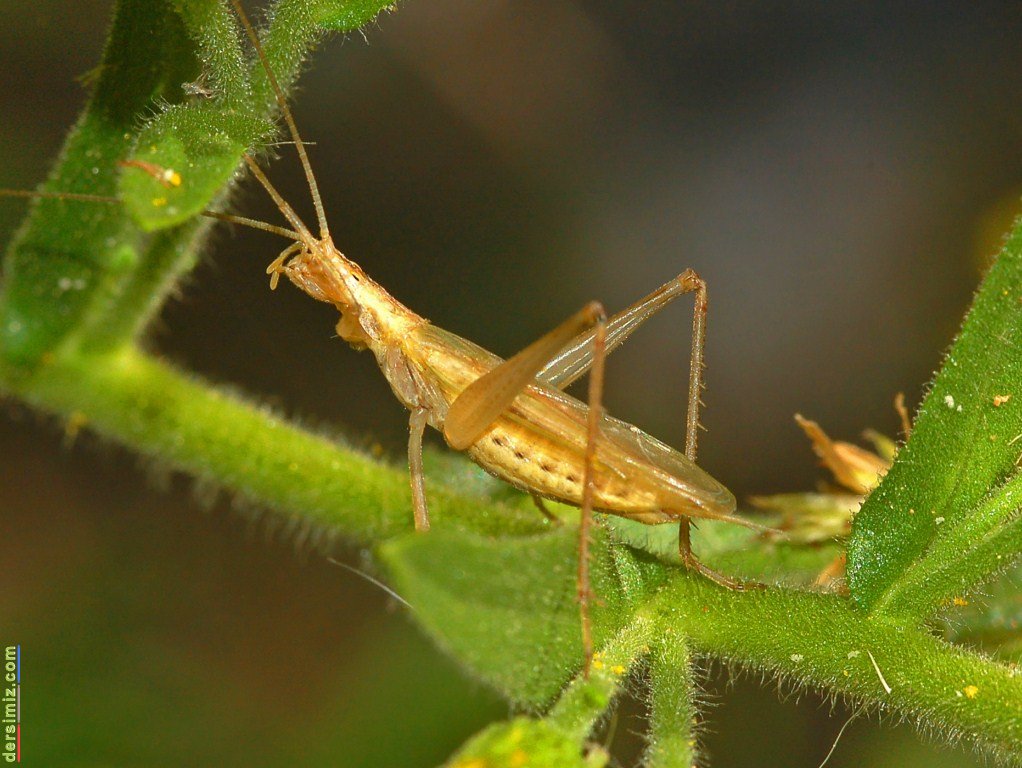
[678,518,761,591]
[578,304,608,677]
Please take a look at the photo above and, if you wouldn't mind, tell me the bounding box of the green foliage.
[848,222,1022,615]
[444,718,607,768]
[0,0,194,367]
[121,105,271,230]
[3,1,1022,767]
[944,561,1022,663]
[381,528,652,707]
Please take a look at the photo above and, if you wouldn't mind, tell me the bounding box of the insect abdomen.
[467,423,673,521]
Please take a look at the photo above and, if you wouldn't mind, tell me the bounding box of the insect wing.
[405,324,503,407]
[515,386,740,522]
[408,324,739,523]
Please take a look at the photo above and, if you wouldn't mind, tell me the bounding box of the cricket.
[3,0,761,675]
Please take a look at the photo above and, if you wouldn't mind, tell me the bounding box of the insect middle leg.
[408,407,430,532]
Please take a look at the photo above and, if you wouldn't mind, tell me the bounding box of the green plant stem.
[5,341,1021,762]
[172,0,252,103]
[650,575,1022,762]
[545,617,655,743]
[645,636,700,768]
[79,220,210,351]
[0,0,193,368]
[1,344,540,543]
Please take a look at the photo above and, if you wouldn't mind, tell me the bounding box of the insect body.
[272,217,751,670]
[281,243,740,534]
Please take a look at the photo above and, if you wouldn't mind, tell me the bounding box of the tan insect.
[4,0,759,674]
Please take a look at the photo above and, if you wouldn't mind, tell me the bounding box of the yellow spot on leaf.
[63,411,89,447]
[964,685,979,699]
[510,749,528,767]
[952,596,969,607]
[151,197,167,207]
[994,394,1012,407]
[611,665,626,675]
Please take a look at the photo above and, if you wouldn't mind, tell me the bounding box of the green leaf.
[847,220,1022,615]
[119,104,271,230]
[444,718,607,768]
[0,0,195,367]
[312,0,399,31]
[118,0,400,231]
[378,526,655,708]
[116,0,264,230]
[606,516,843,586]
[867,471,1022,619]
[445,616,653,767]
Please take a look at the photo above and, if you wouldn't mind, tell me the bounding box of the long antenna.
[2,186,303,242]
[230,0,331,242]
[0,189,120,205]
[202,210,300,241]
[243,154,312,240]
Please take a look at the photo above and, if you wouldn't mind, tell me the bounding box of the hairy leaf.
[444,718,606,768]
[0,0,194,367]
[379,526,658,708]
[944,561,1022,663]
[848,221,1022,615]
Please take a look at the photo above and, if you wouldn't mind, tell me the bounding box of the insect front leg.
[408,407,430,531]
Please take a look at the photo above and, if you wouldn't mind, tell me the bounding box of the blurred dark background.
[3,1,1021,765]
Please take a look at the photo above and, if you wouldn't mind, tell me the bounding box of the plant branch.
[650,575,1022,763]
[4,341,1021,763]
[1,344,542,543]
[645,634,700,768]
[545,616,655,743]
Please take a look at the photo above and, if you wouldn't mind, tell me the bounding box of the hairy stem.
[651,575,1022,762]
[645,635,700,768]
[546,616,655,742]
[1,344,540,543]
